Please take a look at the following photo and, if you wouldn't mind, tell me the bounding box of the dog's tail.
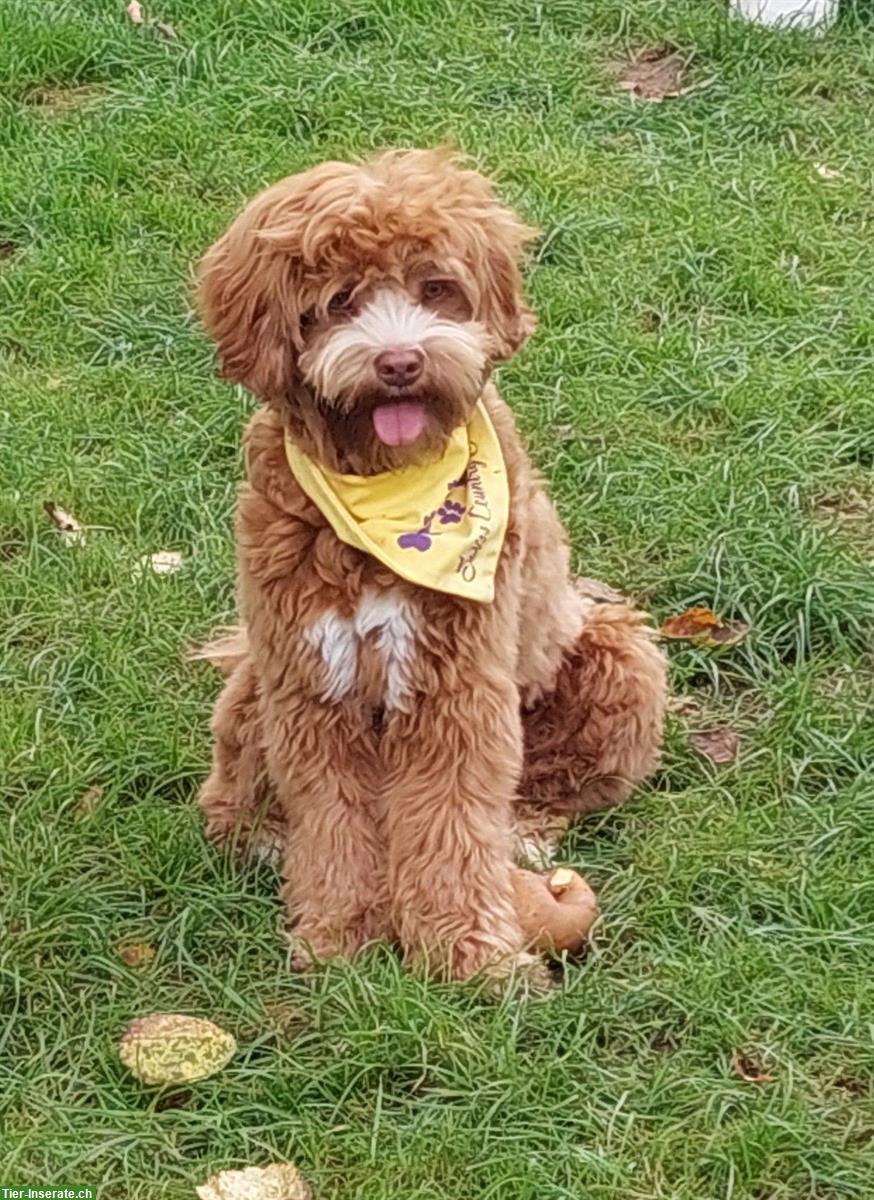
[187,625,249,675]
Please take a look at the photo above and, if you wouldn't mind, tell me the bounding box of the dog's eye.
[421,279,449,303]
[328,289,354,312]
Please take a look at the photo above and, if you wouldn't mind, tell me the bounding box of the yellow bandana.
[284,401,509,603]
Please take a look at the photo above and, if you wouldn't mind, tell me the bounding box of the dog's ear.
[198,188,306,402]
[475,208,538,361]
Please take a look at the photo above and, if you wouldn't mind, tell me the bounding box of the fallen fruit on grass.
[195,1162,311,1200]
[118,1013,236,1085]
[514,866,599,954]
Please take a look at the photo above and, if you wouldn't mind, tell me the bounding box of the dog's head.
[198,148,536,472]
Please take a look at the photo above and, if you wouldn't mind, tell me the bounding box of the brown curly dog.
[195,148,666,987]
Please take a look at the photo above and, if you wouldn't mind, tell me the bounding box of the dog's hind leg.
[519,601,666,825]
[197,655,285,865]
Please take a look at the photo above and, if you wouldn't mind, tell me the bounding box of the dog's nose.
[375,347,424,388]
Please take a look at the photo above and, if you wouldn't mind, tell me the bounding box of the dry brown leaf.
[119,1013,236,1085]
[731,1050,774,1084]
[44,501,86,546]
[690,726,739,765]
[74,784,105,820]
[118,942,156,968]
[133,550,183,578]
[667,694,703,718]
[575,576,625,605]
[126,0,144,23]
[196,1163,311,1200]
[614,44,689,103]
[155,20,176,38]
[660,606,749,648]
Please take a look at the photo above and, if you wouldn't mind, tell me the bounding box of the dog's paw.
[285,924,347,971]
[286,918,389,971]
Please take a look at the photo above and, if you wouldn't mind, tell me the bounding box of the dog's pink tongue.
[372,402,427,447]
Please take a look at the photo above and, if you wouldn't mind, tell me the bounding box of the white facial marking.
[351,290,446,347]
[305,590,418,709]
[301,289,487,403]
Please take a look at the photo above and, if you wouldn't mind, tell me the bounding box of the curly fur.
[196,148,666,985]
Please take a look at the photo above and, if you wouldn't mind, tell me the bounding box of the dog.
[195,148,666,987]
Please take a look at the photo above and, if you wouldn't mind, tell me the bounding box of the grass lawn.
[2,0,874,1196]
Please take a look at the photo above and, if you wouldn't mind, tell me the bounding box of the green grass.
[2,0,874,1196]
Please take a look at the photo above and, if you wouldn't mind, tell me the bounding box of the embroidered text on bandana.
[284,401,509,603]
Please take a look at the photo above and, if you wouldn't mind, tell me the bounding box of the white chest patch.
[304,590,418,710]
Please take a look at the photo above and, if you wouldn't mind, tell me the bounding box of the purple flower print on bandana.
[398,511,436,552]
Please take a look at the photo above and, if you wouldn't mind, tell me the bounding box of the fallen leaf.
[155,20,176,38]
[690,726,739,765]
[119,1013,236,1085]
[667,694,702,718]
[133,549,183,578]
[614,43,689,103]
[126,0,144,23]
[43,501,86,546]
[814,162,842,180]
[74,784,105,820]
[660,606,749,648]
[196,1163,311,1200]
[575,576,625,604]
[731,1050,774,1084]
[118,942,156,968]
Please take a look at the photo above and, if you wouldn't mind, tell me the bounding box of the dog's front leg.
[260,689,389,965]
[383,677,546,987]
